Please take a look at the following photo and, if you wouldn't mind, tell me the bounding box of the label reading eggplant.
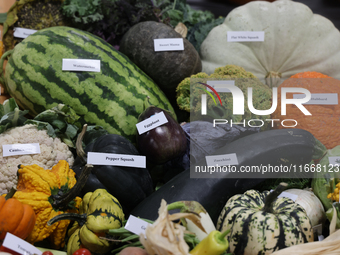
[62,59,101,72]
[2,232,42,255]
[2,143,41,157]
[227,31,264,42]
[206,80,235,92]
[87,152,146,168]
[293,93,338,105]
[154,38,184,51]
[13,27,37,38]
[205,153,238,167]
[136,111,168,135]
[125,215,150,235]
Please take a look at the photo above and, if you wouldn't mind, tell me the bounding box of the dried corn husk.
[139,199,203,255]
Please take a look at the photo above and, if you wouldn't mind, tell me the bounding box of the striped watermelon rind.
[3,26,175,142]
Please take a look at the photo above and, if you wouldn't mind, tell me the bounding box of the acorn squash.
[216,183,314,255]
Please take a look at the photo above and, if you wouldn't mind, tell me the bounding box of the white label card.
[62,59,101,72]
[278,191,298,202]
[136,111,168,135]
[206,80,235,93]
[87,152,146,168]
[13,27,37,38]
[154,38,184,51]
[2,232,42,255]
[227,31,265,42]
[125,215,151,235]
[293,93,338,105]
[205,153,238,167]
[2,143,40,157]
[329,156,340,166]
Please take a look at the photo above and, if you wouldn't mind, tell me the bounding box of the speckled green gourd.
[216,183,314,255]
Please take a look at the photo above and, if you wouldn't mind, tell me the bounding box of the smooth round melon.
[119,21,202,100]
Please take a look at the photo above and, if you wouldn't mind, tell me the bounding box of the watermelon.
[2,26,175,142]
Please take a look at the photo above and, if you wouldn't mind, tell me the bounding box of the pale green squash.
[200,0,340,87]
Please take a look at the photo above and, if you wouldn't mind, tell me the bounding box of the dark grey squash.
[119,21,202,100]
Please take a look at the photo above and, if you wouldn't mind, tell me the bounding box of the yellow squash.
[10,160,82,248]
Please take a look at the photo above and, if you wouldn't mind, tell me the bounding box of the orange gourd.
[271,71,340,149]
[0,191,36,240]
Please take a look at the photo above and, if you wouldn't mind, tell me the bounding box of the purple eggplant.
[137,106,187,165]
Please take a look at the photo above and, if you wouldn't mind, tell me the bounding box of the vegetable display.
[0,0,339,253]
[200,0,340,87]
[0,26,175,142]
[48,189,124,255]
[217,183,314,255]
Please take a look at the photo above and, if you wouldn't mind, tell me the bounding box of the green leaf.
[0,13,7,24]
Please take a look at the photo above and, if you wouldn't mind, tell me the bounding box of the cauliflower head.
[0,124,74,194]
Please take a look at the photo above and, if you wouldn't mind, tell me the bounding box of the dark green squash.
[119,21,202,100]
[72,133,154,215]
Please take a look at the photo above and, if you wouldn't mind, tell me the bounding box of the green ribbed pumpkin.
[216,183,314,255]
[0,26,175,142]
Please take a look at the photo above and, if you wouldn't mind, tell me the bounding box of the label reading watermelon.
[62,59,101,72]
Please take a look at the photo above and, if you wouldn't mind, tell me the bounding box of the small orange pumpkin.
[0,190,36,240]
[271,71,340,149]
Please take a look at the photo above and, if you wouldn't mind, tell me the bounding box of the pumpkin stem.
[262,182,288,213]
[51,164,93,211]
[265,71,282,88]
[5,186,17,200]
[76,124,88,163]
[47,213,87,227]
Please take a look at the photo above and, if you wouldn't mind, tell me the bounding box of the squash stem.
[76,124,88,163]
[262,182,288,213]
[47,213,87,227]
[5,186,17,200]
[51,164,93,210]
